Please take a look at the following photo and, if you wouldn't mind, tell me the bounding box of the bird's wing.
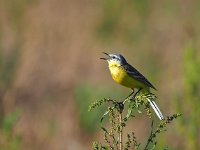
[121,63,157,90]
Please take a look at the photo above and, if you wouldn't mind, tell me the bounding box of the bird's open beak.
[100,52,110,60]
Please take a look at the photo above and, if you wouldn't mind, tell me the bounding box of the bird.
[100,52,164,120]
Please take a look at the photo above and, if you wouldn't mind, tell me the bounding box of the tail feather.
[147,98,164,120]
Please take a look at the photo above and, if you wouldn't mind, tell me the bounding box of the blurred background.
[0,0,200,149]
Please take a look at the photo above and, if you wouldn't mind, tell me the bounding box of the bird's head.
[100,52,127,66]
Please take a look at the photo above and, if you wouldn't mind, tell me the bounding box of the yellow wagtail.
[100,52,164,120]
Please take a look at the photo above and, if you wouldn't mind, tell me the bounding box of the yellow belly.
[109,65,148,90]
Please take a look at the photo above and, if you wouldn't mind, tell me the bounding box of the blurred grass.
[2,0,35,30]
[0,48,20,89]
[0,32,21,149]
[0,33,21,150]
[96,0,149,44]
[173,41,200,149]
[0,110,21,150]
[0,0,33,149]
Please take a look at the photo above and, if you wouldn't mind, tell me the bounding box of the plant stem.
[144,120,154,150]
[119,111,123,150]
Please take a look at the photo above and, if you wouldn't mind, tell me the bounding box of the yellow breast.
[109,64,126,84]
[108,62,148,90]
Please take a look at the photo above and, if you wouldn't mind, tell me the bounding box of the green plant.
[173,42,200,149]
[0,110,21,150]
[89,92,181,150]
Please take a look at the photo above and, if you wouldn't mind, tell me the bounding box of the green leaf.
[126,107,133,119]
[100,110,110,123]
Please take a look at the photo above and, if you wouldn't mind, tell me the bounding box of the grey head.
[100,52,127,65]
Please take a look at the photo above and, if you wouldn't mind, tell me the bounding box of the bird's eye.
[112,56,116,59]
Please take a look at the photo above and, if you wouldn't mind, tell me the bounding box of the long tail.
[147,98,164,120]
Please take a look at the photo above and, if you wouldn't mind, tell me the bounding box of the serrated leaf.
[126,107,133,119]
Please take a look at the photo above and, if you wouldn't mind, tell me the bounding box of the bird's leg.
[130,88,142,108]
[123,88,142,104]
[130,88,142,100]
[125,89,135,100]
[123,90,135,104]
